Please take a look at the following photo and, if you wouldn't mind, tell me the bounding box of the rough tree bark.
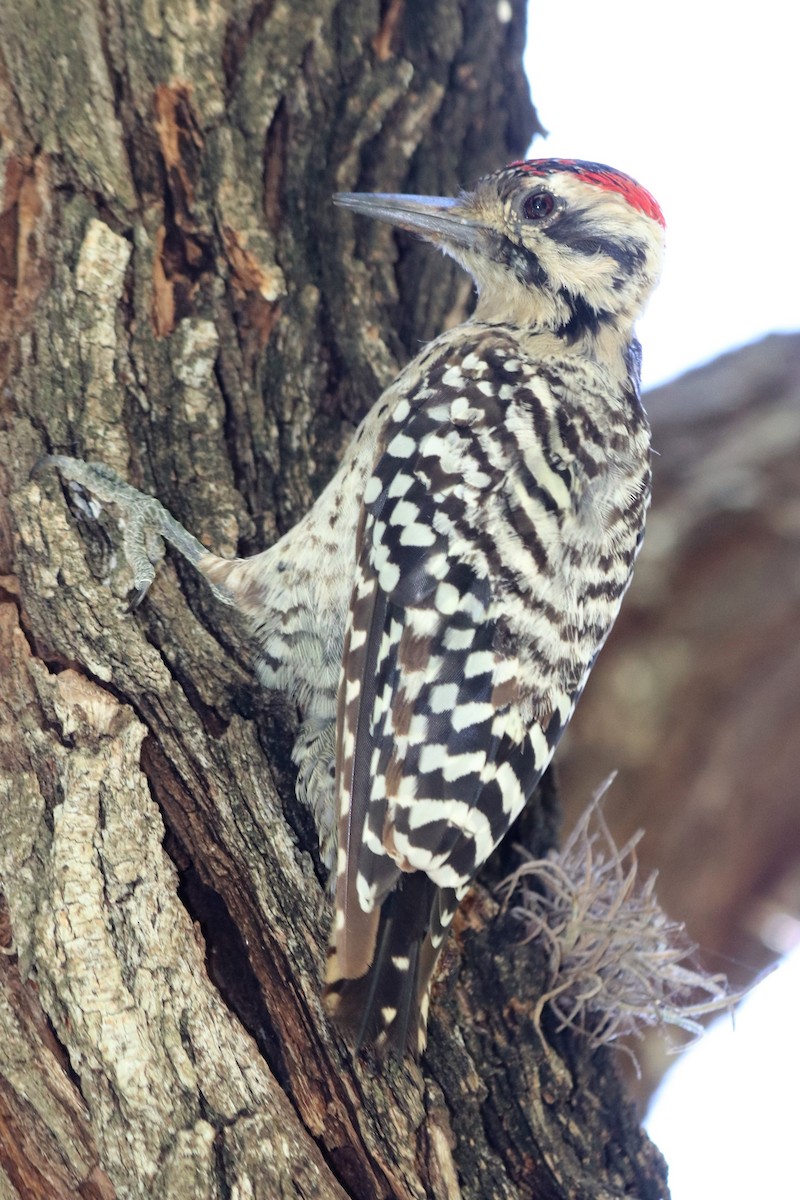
[0,2,670,1197]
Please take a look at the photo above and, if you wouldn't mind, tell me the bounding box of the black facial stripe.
[555,291,614,343]
[491,231,550,287]
[544,209,647,272]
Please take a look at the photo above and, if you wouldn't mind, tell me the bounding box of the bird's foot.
[39,455,235,608]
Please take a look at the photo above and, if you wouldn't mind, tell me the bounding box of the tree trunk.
[0,2,669,1197]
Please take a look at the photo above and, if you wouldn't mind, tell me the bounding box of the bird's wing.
[331,334,570,992]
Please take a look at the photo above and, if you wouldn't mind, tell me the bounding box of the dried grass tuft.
[497,776,736,1063]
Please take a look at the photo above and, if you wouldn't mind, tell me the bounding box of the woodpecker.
[47,159,665,1058]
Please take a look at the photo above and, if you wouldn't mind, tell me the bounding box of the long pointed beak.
[334,191,480,249]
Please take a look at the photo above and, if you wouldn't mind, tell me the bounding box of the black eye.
[522,190,556,221]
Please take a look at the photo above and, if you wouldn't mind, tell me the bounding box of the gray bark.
[0,1,669,1196]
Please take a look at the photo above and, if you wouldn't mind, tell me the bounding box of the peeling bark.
[1,2,670,1197]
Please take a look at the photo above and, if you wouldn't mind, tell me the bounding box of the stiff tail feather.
[324,873,452,1058]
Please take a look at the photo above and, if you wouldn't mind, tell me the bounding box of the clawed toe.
[41,454,231,606]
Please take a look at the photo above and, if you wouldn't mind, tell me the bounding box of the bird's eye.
[522,190,556,221]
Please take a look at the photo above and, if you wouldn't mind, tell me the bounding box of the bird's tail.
[324,874,454,1058]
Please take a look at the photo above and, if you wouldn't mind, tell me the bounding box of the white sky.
[524,0,800,388]
[523,3,799,1194]
[647,948,800,1198]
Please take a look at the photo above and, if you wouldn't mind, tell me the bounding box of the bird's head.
[335,158,665,342]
